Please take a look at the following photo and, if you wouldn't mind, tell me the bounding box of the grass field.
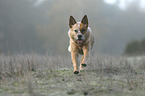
[0,53,145,96]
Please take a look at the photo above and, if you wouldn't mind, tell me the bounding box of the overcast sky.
[35,0,145,10]
[105,0,145,10]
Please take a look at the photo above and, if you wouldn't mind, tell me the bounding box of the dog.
[68,15,94,74]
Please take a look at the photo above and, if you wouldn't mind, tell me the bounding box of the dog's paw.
[81,63,87,67]
[74,71,79,74]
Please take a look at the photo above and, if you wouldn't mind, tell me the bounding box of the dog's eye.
[74,30,78,33]
[81,29,86,33]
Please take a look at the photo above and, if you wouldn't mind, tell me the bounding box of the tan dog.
[68,15,94,74]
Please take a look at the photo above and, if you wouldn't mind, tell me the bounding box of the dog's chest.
[78,46,83,55]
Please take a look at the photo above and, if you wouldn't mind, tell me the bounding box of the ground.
[0,54,145,96]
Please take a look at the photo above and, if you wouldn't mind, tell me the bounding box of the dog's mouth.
[76,39,84,44]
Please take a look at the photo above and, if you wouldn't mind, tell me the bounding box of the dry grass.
[0,53,145,96]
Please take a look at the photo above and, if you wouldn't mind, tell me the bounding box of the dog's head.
[69,15,89,44]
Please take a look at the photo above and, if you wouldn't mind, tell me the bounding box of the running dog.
[68,15,94,74]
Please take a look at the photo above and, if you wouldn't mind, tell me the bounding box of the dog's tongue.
[77,40,83,44]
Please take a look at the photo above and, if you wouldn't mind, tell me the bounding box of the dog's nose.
[78,35,82,39]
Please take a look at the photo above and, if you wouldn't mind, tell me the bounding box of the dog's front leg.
[80,48,89,70]
[71,51,79,74]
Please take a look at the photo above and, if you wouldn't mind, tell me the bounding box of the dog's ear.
[69,16,76,28]
[81,15,88,27]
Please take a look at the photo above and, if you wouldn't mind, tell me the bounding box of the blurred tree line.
[0,0,145,55]
[124,38,145,55]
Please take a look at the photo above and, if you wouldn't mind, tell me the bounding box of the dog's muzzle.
[78,35,82,39]
[76,35,84,44]
[76,39,84,44]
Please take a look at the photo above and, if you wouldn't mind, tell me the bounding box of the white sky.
[104,0,116,4]
[140,0,145,9]
[104,0,145,10]
[34,0,45,6]
[35,0,145,10]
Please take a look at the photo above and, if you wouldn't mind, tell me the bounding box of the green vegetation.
[0,54,145,96]
[124,38,145,55]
